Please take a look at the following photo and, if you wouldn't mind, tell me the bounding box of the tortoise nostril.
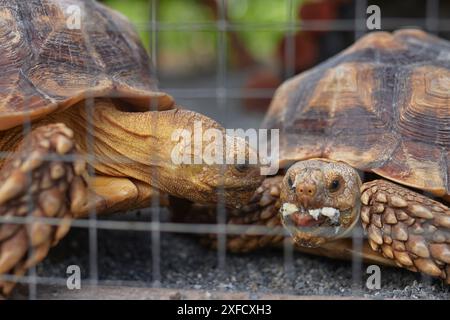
[296,183,317,198]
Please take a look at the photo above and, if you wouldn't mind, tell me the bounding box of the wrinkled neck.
[0,125,32,169]
[49,99,174,190]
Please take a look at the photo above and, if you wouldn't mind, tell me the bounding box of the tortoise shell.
[0,0,174,131]
[264,29,450,197]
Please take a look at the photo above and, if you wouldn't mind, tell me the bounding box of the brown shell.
[0,0,174,131]
[264,29,450,197]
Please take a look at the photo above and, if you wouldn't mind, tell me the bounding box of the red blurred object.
[299,0,339,37]
[277,31,319,75]
[243,0,348,113]
[299,0,338,20]
[201,0,256,68]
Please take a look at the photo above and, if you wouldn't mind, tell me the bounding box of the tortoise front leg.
[178,176,285,253]
[361,179,450,284]
[0,123,166,297]
[0,124,89,296]
[88,177,168,217]
[223,176,285,252]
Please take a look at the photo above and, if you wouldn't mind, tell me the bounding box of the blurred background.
[97,0,450,130]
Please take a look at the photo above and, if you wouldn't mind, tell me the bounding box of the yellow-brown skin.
[0,99,263,297]
[0,0,265,297]
[47,99,263,208]
[0,99,262,210]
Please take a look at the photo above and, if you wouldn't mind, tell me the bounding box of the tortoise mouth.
[279,203,354,247]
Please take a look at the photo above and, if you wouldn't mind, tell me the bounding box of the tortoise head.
[279,159,362,247]
[59,100,263,209]
[169,130,264,208]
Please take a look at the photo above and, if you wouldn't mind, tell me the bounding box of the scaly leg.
[88,177,167,217]
[0,123,167,296]
[173,176,285,253]
[180,176,398,267]
[361,179,450,284]
[0,124,89,296]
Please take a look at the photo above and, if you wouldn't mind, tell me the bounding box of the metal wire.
[351,0,367,295]
[1,0,449,299]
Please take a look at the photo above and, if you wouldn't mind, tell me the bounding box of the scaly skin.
[0,124,88,296]
[187,159,450,285]
[171,176,284,252]
[0,99,263,297]
[203,176,285,253]
[279,159,450,284]
[182,175,396,267]
[360,180,450,284]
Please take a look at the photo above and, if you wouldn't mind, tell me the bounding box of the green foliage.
[227,0,303,60]
[103,0,304,65]
[158,0,216,56]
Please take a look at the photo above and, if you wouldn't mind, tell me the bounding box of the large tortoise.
[0,0,262,296]
[185,29,450,285]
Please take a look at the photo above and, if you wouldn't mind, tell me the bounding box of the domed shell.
[264,29,450,196]
[0,0,174,131]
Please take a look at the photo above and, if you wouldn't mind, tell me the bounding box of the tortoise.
[0,0,262,296]
[182,29,450,285]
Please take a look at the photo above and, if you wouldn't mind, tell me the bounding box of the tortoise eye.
[329,178,342,193]
[235,163,249,173]
[287,176,295,190]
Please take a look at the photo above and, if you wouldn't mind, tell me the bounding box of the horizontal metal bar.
[161,87,277,99]
[132,19,450,32]
[0,213,289,237]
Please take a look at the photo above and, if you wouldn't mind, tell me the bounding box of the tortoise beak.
[279,203,359,247]
[278,159,362,247]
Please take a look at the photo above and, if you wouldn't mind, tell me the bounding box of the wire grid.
[0,0,448,299]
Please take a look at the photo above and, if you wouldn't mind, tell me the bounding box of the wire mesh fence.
[1,0,450,300]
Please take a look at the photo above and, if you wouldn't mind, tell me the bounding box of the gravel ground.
[27,210,449,300]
